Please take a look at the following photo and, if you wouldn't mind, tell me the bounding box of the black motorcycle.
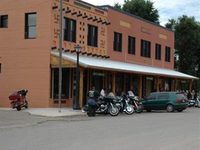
[128,96,143,113]
[127,91,143,113]
[115,95,134,115]
[86,95,120,117]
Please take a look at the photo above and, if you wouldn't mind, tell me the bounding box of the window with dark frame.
[141,39,151,58]
[51,68,70,99]
[64,17,76,42]
[155,43,161,60]
[113,32,122,52]
[128,36,135,55]
[0,15,8,28]
[0,63,1,73]
[165,46,171,62]
[87,24,98,47]
[25,12,37,39]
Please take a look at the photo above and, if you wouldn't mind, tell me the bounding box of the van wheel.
[166,104,174,112]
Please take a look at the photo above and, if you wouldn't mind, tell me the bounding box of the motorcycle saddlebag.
[8,92,20,100]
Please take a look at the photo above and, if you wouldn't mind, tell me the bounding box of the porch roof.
[51,51,198,80]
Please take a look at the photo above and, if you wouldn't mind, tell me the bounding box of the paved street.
[0,108,199,150]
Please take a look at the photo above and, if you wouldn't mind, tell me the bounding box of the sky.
[82,0,200,26]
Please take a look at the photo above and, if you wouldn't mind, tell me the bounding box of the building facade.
[0,0,196,108]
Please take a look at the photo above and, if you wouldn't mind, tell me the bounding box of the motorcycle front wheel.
[108,105,119,116]
[24,100,28,109]
[124,105,134,115]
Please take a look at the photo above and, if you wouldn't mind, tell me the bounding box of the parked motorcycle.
[8,89,28,111]
[194,97,200,108]
[115,95,135,115]
[127,91,143,113]
[86,93,120,117]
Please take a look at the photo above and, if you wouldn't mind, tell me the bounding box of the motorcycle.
[127,91,143,113]
[86,94,120,117]
[194,97,200,108]
[115,95,135,115]
[8,89,28,111]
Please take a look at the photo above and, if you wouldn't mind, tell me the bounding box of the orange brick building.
[0,0,196,108]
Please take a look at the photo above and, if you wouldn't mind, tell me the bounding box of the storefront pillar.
[156,77,160,92]
[171,79,174,91]
[189,79,193,92]
[79,68,84,108]
[174,79,177,91]
[112,72,116,94]
[138,75,142,98]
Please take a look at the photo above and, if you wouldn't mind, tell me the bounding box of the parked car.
[141,92,188,112]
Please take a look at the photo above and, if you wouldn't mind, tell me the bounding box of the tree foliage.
[114,0,159,24]
[114,3,122,10]
[165,16,200,77]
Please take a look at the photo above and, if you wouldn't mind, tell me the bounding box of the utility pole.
[58,0,63,113]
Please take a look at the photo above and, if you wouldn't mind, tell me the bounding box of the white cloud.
[82,0,200,26]
[153,0,200,25]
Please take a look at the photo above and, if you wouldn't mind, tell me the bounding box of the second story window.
[141,39,151,58]
[128,36,135,55]
[0,15,8,28]
[165,46,171,62]
[87,24,98,47]
[155,44,161,60]
[114,32,122,52]
[25,12,37,39]
[64,17,76,42]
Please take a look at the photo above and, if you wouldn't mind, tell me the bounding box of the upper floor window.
[128,36,135,55]
[113,32,122,52]
[141,39,151,58]
[165,46,171,62]
[155,44,161,60]
[0,15,8,28]
[64,17,76,42]
[87,24,98,47]
[25,12,37,39]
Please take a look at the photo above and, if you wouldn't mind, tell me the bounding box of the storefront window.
[51,68,70,99]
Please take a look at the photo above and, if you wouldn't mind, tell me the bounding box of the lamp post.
[74,44,81,110]
[58,0,63,113]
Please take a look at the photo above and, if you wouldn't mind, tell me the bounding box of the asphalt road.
[0,108,199,150]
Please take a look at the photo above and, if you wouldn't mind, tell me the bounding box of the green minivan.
[141,92,188,112]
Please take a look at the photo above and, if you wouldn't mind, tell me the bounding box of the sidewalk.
[0,108,86,117]
[25,108,86,117]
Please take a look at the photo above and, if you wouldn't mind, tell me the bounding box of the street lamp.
[73,44,81,110]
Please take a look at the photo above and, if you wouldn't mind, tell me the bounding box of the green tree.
[165,19,177,30]
[115,0,159,24]
[114,3,122,10]
[166,16,200,77]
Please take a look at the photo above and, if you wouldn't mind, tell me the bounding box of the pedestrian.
[87,86,99,117]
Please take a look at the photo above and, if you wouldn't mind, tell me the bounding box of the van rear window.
[176,94,186,100]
